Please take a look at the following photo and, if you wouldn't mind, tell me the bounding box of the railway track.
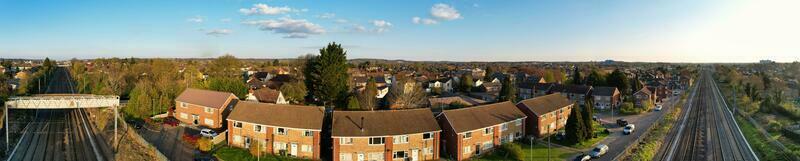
[6,67,111,161]
[658,69,759,161]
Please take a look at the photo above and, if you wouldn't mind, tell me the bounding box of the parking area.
[137,124,196,161]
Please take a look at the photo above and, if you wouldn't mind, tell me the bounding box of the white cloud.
[371,20,392,33]
[239,3,294,15]
[412,17,438,25]
[187,16,204,23]
[242,17,325,38]
[351,25,367,32]
[318,13,336,19]
[206,29,233,36]
[431,3,462,20]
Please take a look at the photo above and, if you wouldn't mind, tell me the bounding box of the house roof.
[535,83,555,91]
[440,101,527,133]
[592,86,619,96]
[635,87,652,96]
[332,108,441,137]
[175,88,236,108]
[228,101,324,130]
[252,88,281,103]
[428,95,487,106]
[518,82,536,89]
[517,94,574,116]
[563,85,593,95]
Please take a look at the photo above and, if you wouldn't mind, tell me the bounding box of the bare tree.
[387,78,427,109]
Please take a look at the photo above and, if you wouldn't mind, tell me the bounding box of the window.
[368,137,385,145]
[204,118,214,126]
[463,132,472,139]
[368,153,383,161]
[393,135,409,144]
[339,153,353,161]
[301,145,312,152]
[422,132,433,140]
[515,132,523,139]
[303,130,314,137]
[424,147,434,154]
[180,102,188,108]
[339,138,353,145]
[275,128,287,135]
[204,107,213,113]
[234,121,242,128]
[482,141,493,150]
[484,127,493,135]
[515,119,522,126]
[254,125,262,133]
[463,146,472,154]
[233,135,242,143]
[393,151,408,159]
[273,142,287,150]
[501,123,509,131]
[180,113,188,119]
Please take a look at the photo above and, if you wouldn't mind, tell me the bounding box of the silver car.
[590,144,609,158]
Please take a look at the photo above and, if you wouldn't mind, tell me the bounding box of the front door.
[192,115,199,125]
[290,143,298,156]
[475,144,481,155]
[411,149,419,161]
[244,137,251,148]
[357,153,365,161]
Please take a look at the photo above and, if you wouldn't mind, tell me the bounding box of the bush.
[249,141,262,157]
[619,102,642,115]
[197,137,213,152]
[500,143,524,161]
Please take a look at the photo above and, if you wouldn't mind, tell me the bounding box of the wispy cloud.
[412,17,438,25]
[371,20,392,33]
[431,3,462,20]
[187,16,204,23]
[239,3,295,15]
[220,18,231,22]
[206,29,233,37]
[242,17,325,38]
[317,13,336,19]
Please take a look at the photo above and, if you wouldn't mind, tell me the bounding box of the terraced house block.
[332,109,441,161]
[226,102,324,160]
[174,88,238,129]
[436,101,526,161]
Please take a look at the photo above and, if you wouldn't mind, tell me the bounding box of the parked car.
[200,129,218,138]
[623,124,636,135]
[589,144,609,158]
[655,105,663,111]
[573,153,591,161]
[616,119,629,126]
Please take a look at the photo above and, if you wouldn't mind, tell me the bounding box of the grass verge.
[476,142,578,161]
[213,146,310,161]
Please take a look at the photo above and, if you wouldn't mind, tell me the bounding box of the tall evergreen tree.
[484,65,495,81]
[586,69,605,86]
[583,98,595,139]
[565,106,586,144]
[499,75,517,102]
[571,67,582,85]
[304,42,350,108]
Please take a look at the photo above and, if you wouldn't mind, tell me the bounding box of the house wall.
[227,120,320,159]
[333,132,439,161]
[531,105,572,137]
[174,95,236,129]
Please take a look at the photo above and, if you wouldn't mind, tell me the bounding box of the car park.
[200,129,218,138]
[589,144,609,158]
[623,124,635,135]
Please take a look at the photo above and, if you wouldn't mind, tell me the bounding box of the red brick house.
[515,94,574,137]
[226,102,324,159]
[436,101,526,160]
[174,88,238,129]
[332,108,441,161]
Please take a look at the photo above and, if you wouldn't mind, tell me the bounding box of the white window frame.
[179,112,188,119]
[422,132,433,140]
[484,127,493,135]
[393,135,409,144]
[204,107,213,114]
[368,137,385,145]
[303,130,314,137]
[180,102,188,108]
[340,138,353,145]
[340,153,353,161]
[515,119,522,126]
[233,121,242,128]
[254,125,262,133]
[393,151,408,159]
[463,132,472,139]
[276,127,287,135]
[501,123,509,131]
[463,146,472,154]
[301,144,312,152]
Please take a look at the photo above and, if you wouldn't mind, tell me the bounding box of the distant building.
[592,86,621,110]
[245,88,288,104]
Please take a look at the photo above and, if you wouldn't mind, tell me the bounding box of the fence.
[212,130,227,144]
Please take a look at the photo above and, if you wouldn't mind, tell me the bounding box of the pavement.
[566,91,685,161]
[138,124,196,161]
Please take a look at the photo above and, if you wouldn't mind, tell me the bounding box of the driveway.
[138,124,196,161]
[574,93,684,161]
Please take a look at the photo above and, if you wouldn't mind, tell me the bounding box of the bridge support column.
[114,105,118,152]
[5,106,7,152]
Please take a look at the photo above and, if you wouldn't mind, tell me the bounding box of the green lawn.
[551,121,609,149]
[476,142,578,161]
[213,146,310,161]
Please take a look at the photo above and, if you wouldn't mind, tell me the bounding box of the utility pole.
[548,135,551,161]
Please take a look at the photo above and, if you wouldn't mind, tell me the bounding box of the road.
[6,67,113,161]
[655,69,758,161]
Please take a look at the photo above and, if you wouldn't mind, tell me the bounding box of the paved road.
[6,67,113,161]
[655,69,758,161]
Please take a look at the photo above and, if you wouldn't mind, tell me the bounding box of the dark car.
[616,119,629,126]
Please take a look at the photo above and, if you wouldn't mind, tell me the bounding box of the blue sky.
[1,0,798,62]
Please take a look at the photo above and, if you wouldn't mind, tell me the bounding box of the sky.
[0,0,798,63]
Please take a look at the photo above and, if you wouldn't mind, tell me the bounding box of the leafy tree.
[359,77,378,110]
[279,81,307,104]
[586,69,606,86]
[207,54,242,78]
[606,69,629,94]
[570,67,582,85]
[205,77,248,98]
[347,95,360,110]
[498,75,517,102]
[484,65,496,81]
[544,71,556,83]
[197,137,213,152]
[305,42,350,108]
[461,73,473,93]
[565,106,587,144]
